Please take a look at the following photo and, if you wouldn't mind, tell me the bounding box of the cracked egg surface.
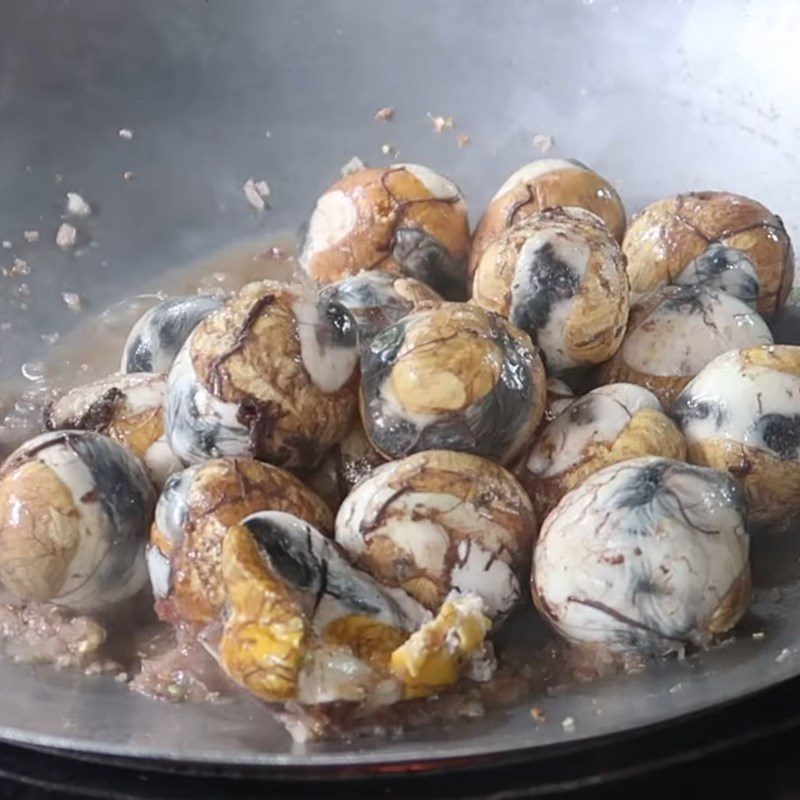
[334,450,537,619]
[218,511,490,706]
[623,191,794,317]
[0,430,155,612]
[121,294,225,374]
[672,345,800,528]
[319,270,442,346]
[147,456,333,625]
[518,383,686,518]
[472,207,629,373]
[45,371,181,487]
[599,284,773,411]
[469,158,626,279]
[298,164,471,300]
[532,456,750,656]
[165,280,359,469]
[360,302,546,464]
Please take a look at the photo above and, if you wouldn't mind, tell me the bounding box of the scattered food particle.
[533,134,554,153]
[11,258,29,276]
[381,143,399,157]
[594,708,604,716]
[375,107,395,122]
[530,707,546,722]
[1,241,11,249]
[55,174,64,184]
[341,156,365,176]
[62,292,83,312]
[752,631,766,640]
[0,321,11,332]
[118,128,134,140]
[243,178,270,211]
[561,716,576,732]
[41,332,60,345]
[16,283,30,297]
[669,682,683,694]
[264,130,272,139]
[55,223,77,250]
[114,672,130,682]
[428,113,455,133]
[456,134,471,148]
[776,648,791,663]
[270,246,285,258]
[123,171,135,181]
[65,192,92,217]
[23,230,39,243]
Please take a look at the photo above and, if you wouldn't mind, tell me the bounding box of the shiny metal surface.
[1,0,800,770]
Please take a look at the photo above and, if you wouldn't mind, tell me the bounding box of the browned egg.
[599,284,773,410]
[0,431,155,612]
[469,158,626,279]
[218,511,492,706]
[147,456,333,624]
[516,383,686,518]
[164,280,359,469]
[672,345,800,528]
[44,372,182,487]
[297,164,471,299]
[623,191,794,317]
[471,207,629,374]
[360,303,547,464]
[335,450,537,619]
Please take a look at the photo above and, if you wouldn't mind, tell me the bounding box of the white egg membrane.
[13,432,150,611]
[622,288,773,377]
[120,294,224,375]
[49,373,182,486]
[527,383,662,477]
[146,464,201,598]
[50,373,166,422]
[533,457,749,652]
[298,189,358,270]
[336,462,521,618]
[244,510,428,633]
[391,163,461,201]
[673,243,760,308]
[510,223,591,373]
[291,298,359,393]
[675,349,800,459]
[492,159,587,201]
[165,341,251,464]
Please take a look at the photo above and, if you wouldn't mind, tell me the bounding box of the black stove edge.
[1,673,800,799]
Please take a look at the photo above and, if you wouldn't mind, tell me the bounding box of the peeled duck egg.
[0,430,155,612]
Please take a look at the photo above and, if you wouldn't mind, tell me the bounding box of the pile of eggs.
[0,157,797,709]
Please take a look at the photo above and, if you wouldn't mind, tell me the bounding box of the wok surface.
[1,0,800,770]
